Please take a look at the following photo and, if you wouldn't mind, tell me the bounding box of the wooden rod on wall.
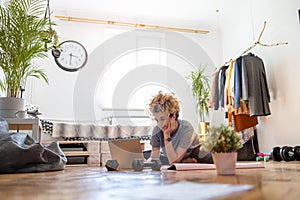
[55,15,209,34]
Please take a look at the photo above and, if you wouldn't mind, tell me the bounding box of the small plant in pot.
[186,66,210,135]
[200,124,243,175]
[0,0,58,118]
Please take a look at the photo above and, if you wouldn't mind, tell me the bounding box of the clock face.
[54,40,88,72]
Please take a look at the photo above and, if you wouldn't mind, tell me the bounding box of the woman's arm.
[164,140,187,164]
[162,118,191,164]
[150,147,160,159]
[164,119,196,164]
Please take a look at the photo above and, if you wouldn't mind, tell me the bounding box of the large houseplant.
[200,124,242,175]
[187,66,210,134]
[0,0,57,117]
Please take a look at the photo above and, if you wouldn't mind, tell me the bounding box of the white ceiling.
[51,0,224,28]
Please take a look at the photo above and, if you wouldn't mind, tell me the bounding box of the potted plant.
[200,124,243,175]
[186,66,210,134]
[0,0,57,118]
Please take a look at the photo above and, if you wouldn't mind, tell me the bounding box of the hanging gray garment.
[242,54,271,116]
[0,119,67,173]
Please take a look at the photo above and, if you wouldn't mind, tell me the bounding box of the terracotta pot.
[212,152,237,175]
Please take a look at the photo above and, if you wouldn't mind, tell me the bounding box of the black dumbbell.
[271,146,295,161]
[105,160,119,171]
[281,146,295,161]
[132,158,162,171]
[294,146,300,161]
[271,146,282,161]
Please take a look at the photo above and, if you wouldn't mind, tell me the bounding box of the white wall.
[23,0,300,153]
[25,6,220,127]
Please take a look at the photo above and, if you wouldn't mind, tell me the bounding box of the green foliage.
[200,124,243,153]
[186,67,210,122]
[0,0,57,97]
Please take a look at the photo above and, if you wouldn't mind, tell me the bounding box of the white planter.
[0,97,25,118]
[213,152,237,175]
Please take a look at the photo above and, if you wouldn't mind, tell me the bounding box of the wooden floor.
[0,161,300,200]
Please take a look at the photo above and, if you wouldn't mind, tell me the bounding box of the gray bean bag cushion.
[0,118,67,173]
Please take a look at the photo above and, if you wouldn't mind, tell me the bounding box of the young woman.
[147,91,213,165]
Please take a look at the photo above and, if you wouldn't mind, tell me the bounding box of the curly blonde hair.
[149,91,180,118]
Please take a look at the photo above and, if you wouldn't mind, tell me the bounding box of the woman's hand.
[162,117,177,137]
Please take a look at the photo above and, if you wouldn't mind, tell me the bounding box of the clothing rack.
[217,21,288,70]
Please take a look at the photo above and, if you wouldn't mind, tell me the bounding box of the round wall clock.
[53,40,88,72]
